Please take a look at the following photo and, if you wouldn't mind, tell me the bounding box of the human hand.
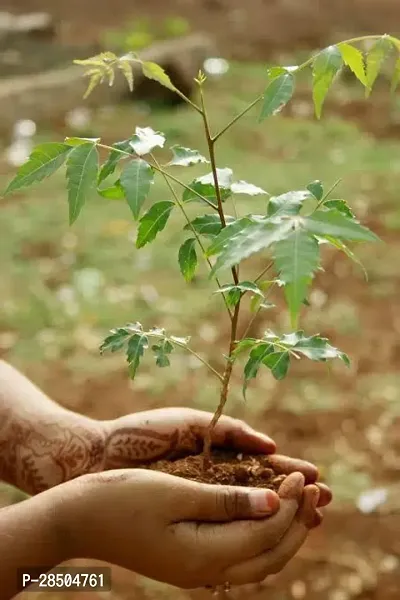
[102,407,331,507]
[58,468,321,588]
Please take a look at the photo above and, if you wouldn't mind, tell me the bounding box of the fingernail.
[249,489,279,515]
[278,472,305,502]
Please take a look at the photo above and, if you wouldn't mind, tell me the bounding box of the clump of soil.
[141,449,287,490]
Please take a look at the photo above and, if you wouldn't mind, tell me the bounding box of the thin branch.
[172,340,224,382]
[213,94,263,142]
[150,153,233,321]
[314,178,342,211]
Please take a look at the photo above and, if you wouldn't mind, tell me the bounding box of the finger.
[266,454,319,484]
[224,485,319,585]
[175,472,304,566]
[315,482,332,507]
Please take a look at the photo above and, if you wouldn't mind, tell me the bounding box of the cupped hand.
[102,407,331,507]
[59,468,321,589]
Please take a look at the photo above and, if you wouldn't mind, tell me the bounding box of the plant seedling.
[4,34,398,483]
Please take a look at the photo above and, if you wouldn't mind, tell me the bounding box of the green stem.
[150,153,233,321]
[213,95,263,141]
[314,178,342,211]
[96,143,218,211]
[172,340,224,381]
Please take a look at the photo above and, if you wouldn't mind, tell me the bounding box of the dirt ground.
[1,1,400,599]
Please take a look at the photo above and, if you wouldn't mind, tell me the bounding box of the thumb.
[180,480,280,522]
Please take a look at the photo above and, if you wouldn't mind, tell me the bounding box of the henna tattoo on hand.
[0,409,106,495]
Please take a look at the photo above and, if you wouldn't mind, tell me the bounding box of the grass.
[1,61,400,508]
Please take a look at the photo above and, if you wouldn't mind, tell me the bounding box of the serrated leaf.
[262,350,290,380]
[207,217,293,276]
[136,201,174,248]
[98,140,133,184]
[178,238,197,282]
[267,66,288,80]
[118,60,134,91]
[182,181,230,205]
[259,73,295,121]
[126,334,149,379]
[120,159,154,220]
[4,143,71,195]
[391,56,400,93]
[168,146,209,167]
[214,281,264,307]
[231,180,268,196]
[307,180,324,201]
[280,331,349,365]
[312,45,343,119]
[338,43,367,86]
[74,52,118,67]
[141,61,177,91]
[231,338,258,359]
[267,190,310,217]
[323,199,354,219]
[197,168,233,189]
[152,339,173,367]
[83,71,103,98]
[366,36,392,94]
[243,343,273,396]
[130,127,165,156]
[66,142,99,224]
[184,214,236,238]
[98,182,125,200]
[304,209,379,242]
[274,229,320,327]
[170,334,191,346]
[100,327,131,353]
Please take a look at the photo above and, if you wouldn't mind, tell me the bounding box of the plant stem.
[150,153,233,320]
[96,143,218,211]
[314,178,342,211]
[199,85,242,467]
[172,340,224,382]
[213,95,263,141]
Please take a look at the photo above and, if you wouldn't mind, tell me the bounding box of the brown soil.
[141,450,287,490]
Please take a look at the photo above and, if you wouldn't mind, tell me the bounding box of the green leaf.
[126,333,149,379]
[259,73,295,121]
[338,43,367,86]
[304,209,379,242]
[168,146,209,167]
[141,61,177,91]
[118,59,134,91]
[307,180,323,201]
[4,143,71,195]
[120,159,154,220]
[323,199,354,219]
[152,339,174,367]
[366,36,392,94]
[196,168,233,189]
[391,57,400,93]
[184,214,235,238]
[312,45,343,119]
[65,137,101,146]
[129,127,165,156]
[179,238,197,282]
[274,229,320,327]
[214,281,264,307]
[66,142,99,224]
[136,201,174,248]
[98,180,125,199]
[231,181,268,196]
[98,140,133,184]
[262,351,290,380]
[182,181,229,205]
[207,217,293,276]
[243,343,274,396]
[280,331,349,365]
[231,338,258,359]
[100,327,131,353]
[267,190,310,217]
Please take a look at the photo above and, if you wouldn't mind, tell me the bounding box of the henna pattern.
[104,427,180,468]
[0,408,106,495]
